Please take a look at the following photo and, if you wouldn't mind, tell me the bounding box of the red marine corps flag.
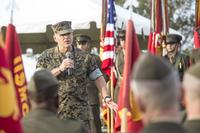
[5,24,30,118]
[115,19,143,133]
[194,0,200,48]
[147,0,169,56]
[0,32,23,133]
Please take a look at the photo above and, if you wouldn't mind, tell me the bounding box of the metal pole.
[128,0,133,19]
[10,0,15,23]
[161,0,166,35]
[121,108,128,133]
[151,0,155,32]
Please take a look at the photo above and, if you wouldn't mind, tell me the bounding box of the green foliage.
[135,0,150,18]
[115,0,126,6]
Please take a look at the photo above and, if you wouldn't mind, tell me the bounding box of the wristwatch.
[104,96,112,103]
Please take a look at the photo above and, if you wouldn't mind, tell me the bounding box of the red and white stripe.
[101,23,116,76]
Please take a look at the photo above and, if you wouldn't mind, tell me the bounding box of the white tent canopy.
[0,0,182,36]
[0,0,102,33]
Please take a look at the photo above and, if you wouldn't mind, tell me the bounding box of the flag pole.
[128,0,133,19]
[110,66,114,133]
[100,1,110,131]
[106,82,111,133]
[121,108,128,132]
[100,0,107,60]
[161,0,166,35]
[195,0,200,27]
[161,0,168,56]
[10,0,15,24]
[151,0,155,32]
[101,0,116,131]
[160,0,165,56]
[110,0,116,132]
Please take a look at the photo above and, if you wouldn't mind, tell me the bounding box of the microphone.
[65,51,74,76]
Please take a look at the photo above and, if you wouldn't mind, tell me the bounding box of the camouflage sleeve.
[94,54,101,67]
[36,52,48,69]
[36,51,58,71]
[86,54,103,80]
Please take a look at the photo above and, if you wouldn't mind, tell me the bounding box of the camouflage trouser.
[90,105,102,133]
[82,119,94,133]
[80,106,96,133]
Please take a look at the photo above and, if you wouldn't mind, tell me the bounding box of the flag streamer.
[5,24,30,118]
[148,0,169,55]
[0,33,23,133]
[115,19,143,133]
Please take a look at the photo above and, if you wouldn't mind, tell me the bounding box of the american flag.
[101,0,116,76]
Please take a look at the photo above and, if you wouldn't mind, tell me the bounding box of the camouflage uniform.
[36,46,102,129]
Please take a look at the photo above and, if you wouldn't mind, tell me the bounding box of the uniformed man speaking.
[36,21,118,131]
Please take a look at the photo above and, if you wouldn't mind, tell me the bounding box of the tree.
[115,0,125,6]
[168,0,194,48]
